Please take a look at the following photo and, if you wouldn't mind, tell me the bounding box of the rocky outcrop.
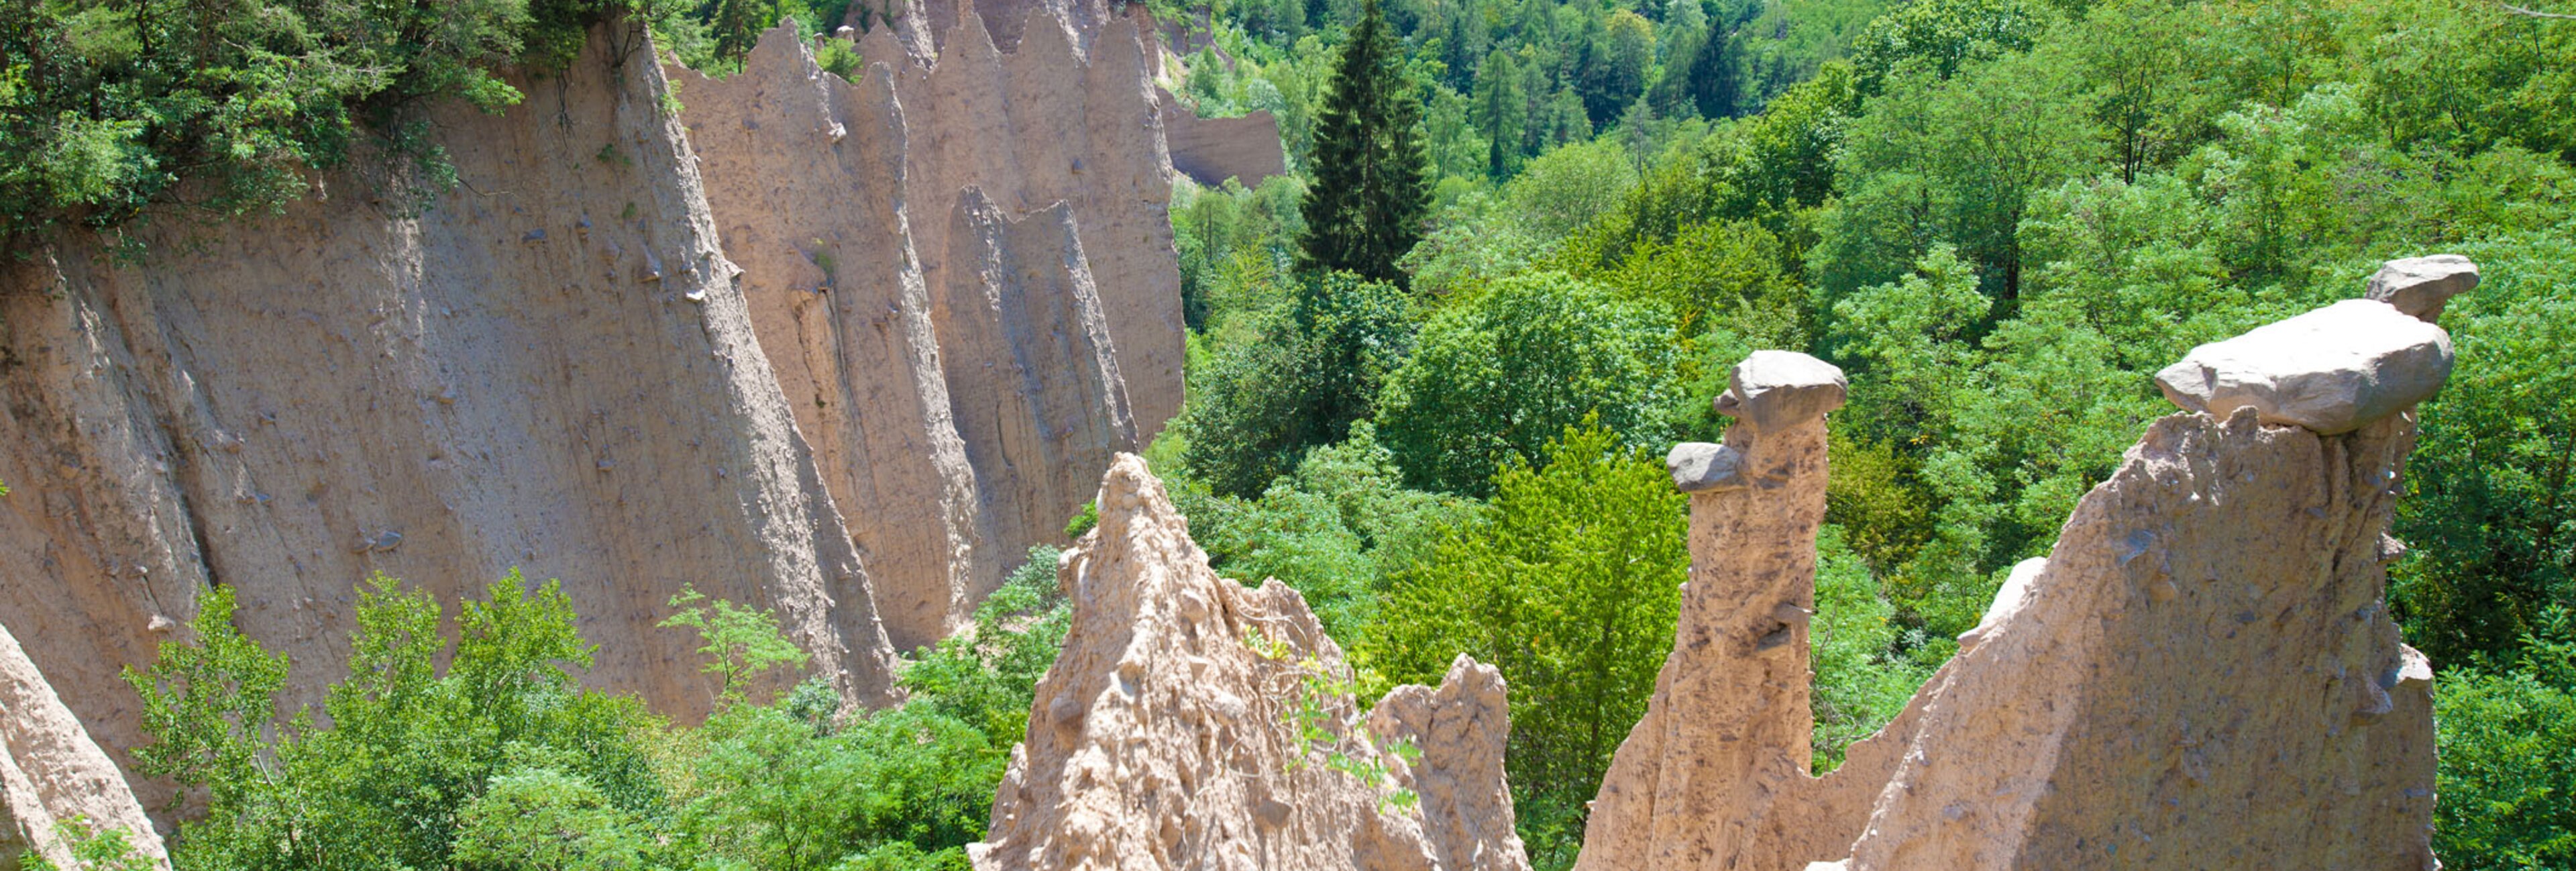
[971,454,1529,871]
[2153,299,2453,435]
[1160,93,1289,188]
[0,621,168,870]
[936,191,1136,570]
[678,20,1174,650]
[2366,254,2479,321]
[1576,264,2454,871]
[0,18,903,816]
[1572,350,1890,871]
[1368,658,1532,871]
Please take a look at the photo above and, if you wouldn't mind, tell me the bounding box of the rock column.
[1574,350,1849,871]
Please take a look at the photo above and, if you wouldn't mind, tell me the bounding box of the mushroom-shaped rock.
[1713,350,1847,432]
[1665,442,1746,493]
[2153,299,2452,435]
[2365,254,2479,322]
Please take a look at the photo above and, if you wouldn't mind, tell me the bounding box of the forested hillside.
[1157,0,2576,866]
[4,0,2571,868]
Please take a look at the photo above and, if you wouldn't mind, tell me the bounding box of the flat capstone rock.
[2154,299,2453,435]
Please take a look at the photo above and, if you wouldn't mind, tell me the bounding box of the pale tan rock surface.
[0,619,169,870]
[680,17,1187,650]
[2366,255,2479,322]
[679,30,993,652]
[1369,656,1533,871]
[0,19,899,815]
[971,454,1529,871]
[1585,299,2443,871]
[934,189,1137,574]
[1837,399,2438,870]
[2153,299,2453,435]
[1159,91,1289,187]
[861,9,1187,442]
[1573,350,1899,871]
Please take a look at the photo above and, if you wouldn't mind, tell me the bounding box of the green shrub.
[1375,271,1688,496]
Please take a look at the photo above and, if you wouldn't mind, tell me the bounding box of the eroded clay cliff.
[971,454,1530,871]
[679,20,1185,649]
[0,621,168,870]
[0,18,904,821]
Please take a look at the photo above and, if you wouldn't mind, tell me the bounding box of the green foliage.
[661,584,811,707]
[2432,609,2576,869]
[1245,627,1419,811]
[17,817,155,871]
[1175,425,1477,641]
[1298,0,1434,282]
[1063,501,1098,538]
[129,572,661,870]
[900,547,1073,744]
[660,548,1065,871]
[1815,42,2100,301]
[0,0,631,242]
[1366,422,1686,866]
[1845,0,2045,93]
[1809,525,1932,770]
[2396,232,2576,666]
[1180,271,1416,497]
[1375,271,1686,495]
[126,553,1071,871]
[451,767,654,870]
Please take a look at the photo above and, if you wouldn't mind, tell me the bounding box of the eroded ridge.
[0,20,901,818]
[971,455,1529,871]
[681,19,1185,649]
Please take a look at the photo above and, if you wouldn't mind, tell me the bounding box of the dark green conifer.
[1296,0,1432,284]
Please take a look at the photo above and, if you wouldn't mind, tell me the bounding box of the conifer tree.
[1297,0,1432,284]
[1686,22,1745,119]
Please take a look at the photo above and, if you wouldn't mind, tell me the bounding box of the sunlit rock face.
[1574,270,2451,871]
[970,454,1529,871]
[680,20,1170,651]
[0,19,906,822]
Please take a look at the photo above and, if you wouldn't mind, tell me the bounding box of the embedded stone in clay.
[1714,350,1848,432]
[2365,254,2479,322]
[1666,442,1746,493]
[2153,299,2453,434]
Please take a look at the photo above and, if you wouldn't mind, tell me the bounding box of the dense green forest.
[1157,0,2576,865]
[8,0,2575,868]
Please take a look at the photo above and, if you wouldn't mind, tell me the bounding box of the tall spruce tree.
[1297,0,1432,284]
[1685,23,1745,120]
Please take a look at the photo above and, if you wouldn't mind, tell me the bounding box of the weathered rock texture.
[856,9,1186,443]
[1574,351,1906,871]
[677,19,1176,650]
[1159,92,1289,187]
[0,621,169,870]
[971,454,1529,871]
[1576,283,2444,871]
[1825,405,2437,870]
[2154,299,2454,436]
[0,19,902,817]
[2366,254,2479,322]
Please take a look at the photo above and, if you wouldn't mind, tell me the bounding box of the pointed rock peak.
[941,0,1003,65]
[975,455,1526,871]
[1012,5,1083,66]
[748,21,817,74]
[2367,254,2479,322]
[2155,299,2453,435]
